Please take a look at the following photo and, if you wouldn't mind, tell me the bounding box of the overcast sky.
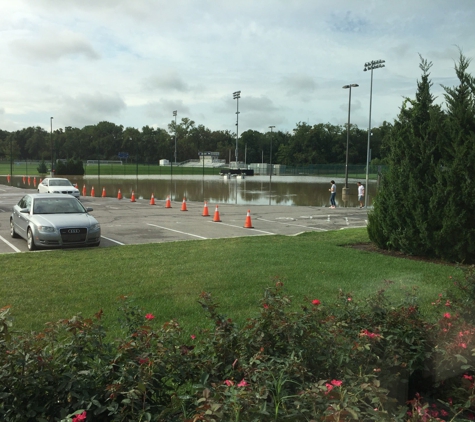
[1,0,474,135]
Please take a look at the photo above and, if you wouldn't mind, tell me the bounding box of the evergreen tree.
[430,52,475,262]
[367,56,447,258]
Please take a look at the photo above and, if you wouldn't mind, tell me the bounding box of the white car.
[37,177,80,199]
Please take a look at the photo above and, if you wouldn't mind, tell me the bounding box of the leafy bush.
[1,269,475,421]
[37,160,48,174]
[55,159,85,176]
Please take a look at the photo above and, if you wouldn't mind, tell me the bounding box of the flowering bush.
[1,267,475,420]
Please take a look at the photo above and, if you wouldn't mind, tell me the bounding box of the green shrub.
[55,159,85,176]
[1,270,475,421]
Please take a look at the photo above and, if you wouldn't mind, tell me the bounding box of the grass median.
[0,228,460,336]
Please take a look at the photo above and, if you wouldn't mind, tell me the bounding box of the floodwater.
[2,175,377,208]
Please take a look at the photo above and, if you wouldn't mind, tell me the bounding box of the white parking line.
[147,223,208,239]
[209,220,275,235]
[101,236,125,245]
[257,218,327,231]
[0,235,21,252]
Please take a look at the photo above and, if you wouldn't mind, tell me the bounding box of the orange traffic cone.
[33,177,37,187]
[91,186,95,197]
[28,176,31,185]
[82,184,87,196]
[150,193,156,205]
[244,209,254,228]
[39,178,43,184]
[22,176,26,184]
[130,190,136,202]
[165,195,172,208]
[181,197,188,211]
[117,189,122,200]
[202,201,210,217]
[102,187,107,198]
[212,205,221,222]
[7,174,11,183]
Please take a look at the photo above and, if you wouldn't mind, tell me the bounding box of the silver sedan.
[10,194,101,251]
[37,177,80,199]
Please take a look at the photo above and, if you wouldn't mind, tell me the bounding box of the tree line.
[0,118,388,166]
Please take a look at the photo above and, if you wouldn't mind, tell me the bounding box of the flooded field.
[2,175,377,208]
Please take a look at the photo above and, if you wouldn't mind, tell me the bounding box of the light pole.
[269,126,275,182]
[342,84,358,192]
[50,117,53,175]
[173,110,177,164]
[233,91,241,168]
[364,59,385,208]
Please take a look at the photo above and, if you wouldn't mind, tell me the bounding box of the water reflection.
[2,175,377,208]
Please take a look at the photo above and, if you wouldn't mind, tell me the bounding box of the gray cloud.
[280,75,317,98]
[59,92,126,127]
[143,71,190,93]
[10,30,100,61]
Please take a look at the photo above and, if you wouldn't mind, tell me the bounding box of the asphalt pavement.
[0,185,369,254]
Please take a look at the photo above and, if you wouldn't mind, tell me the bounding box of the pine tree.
[367,56,446,257]
[430,52,475,262]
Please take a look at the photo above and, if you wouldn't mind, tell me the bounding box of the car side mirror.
[86,207,93,212]
[20,209,30,214]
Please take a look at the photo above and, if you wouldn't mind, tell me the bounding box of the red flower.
[145,313,155,320]
[444,312,451,319]
[237,379,248,387]
[312,299,321,306]
[190,334,196,340]
[72,411,87,422]
[330,379,342,387]
[263,304,269,309]
[224,380,234,387]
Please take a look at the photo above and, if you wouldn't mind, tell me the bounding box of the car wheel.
[10,219,19,238]
[27,228,37,251]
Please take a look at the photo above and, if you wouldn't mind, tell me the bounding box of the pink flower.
[237,379,248,388]
[263,304,269,309]
[441,409,449,417]
[463,374,473,380]
[360,329,380,339]
[347,297,352,301]
[444,312,451,319]
[145,313,155,320]
[461,343,467,349]
[330,379,342,387]
[445,300,451,307]
[72,411,87,422]
[312,299,321,306]
[190,334,196,340]
[224,380,234,387]
[325,383,333,394]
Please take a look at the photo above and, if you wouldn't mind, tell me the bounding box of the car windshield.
[33,198,86,214]
[49,179,73,187]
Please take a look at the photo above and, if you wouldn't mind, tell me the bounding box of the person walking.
[329,180,337,208]
[357,182,365,208]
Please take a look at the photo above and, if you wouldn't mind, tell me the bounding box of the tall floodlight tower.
[233,91,241,168]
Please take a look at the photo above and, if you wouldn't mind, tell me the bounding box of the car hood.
[32,213,98,228]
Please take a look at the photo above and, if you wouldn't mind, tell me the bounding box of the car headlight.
[89,224,100,231]
[38,225,56,233]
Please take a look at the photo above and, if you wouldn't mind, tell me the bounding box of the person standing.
[357,182,365,208]
[329,180,336,208]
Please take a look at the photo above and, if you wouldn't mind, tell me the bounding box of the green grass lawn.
[0,228,460,336]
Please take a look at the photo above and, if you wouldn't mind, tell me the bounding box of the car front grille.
[60,228,87,243]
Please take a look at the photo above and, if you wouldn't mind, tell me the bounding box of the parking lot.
[0,185,369,254]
